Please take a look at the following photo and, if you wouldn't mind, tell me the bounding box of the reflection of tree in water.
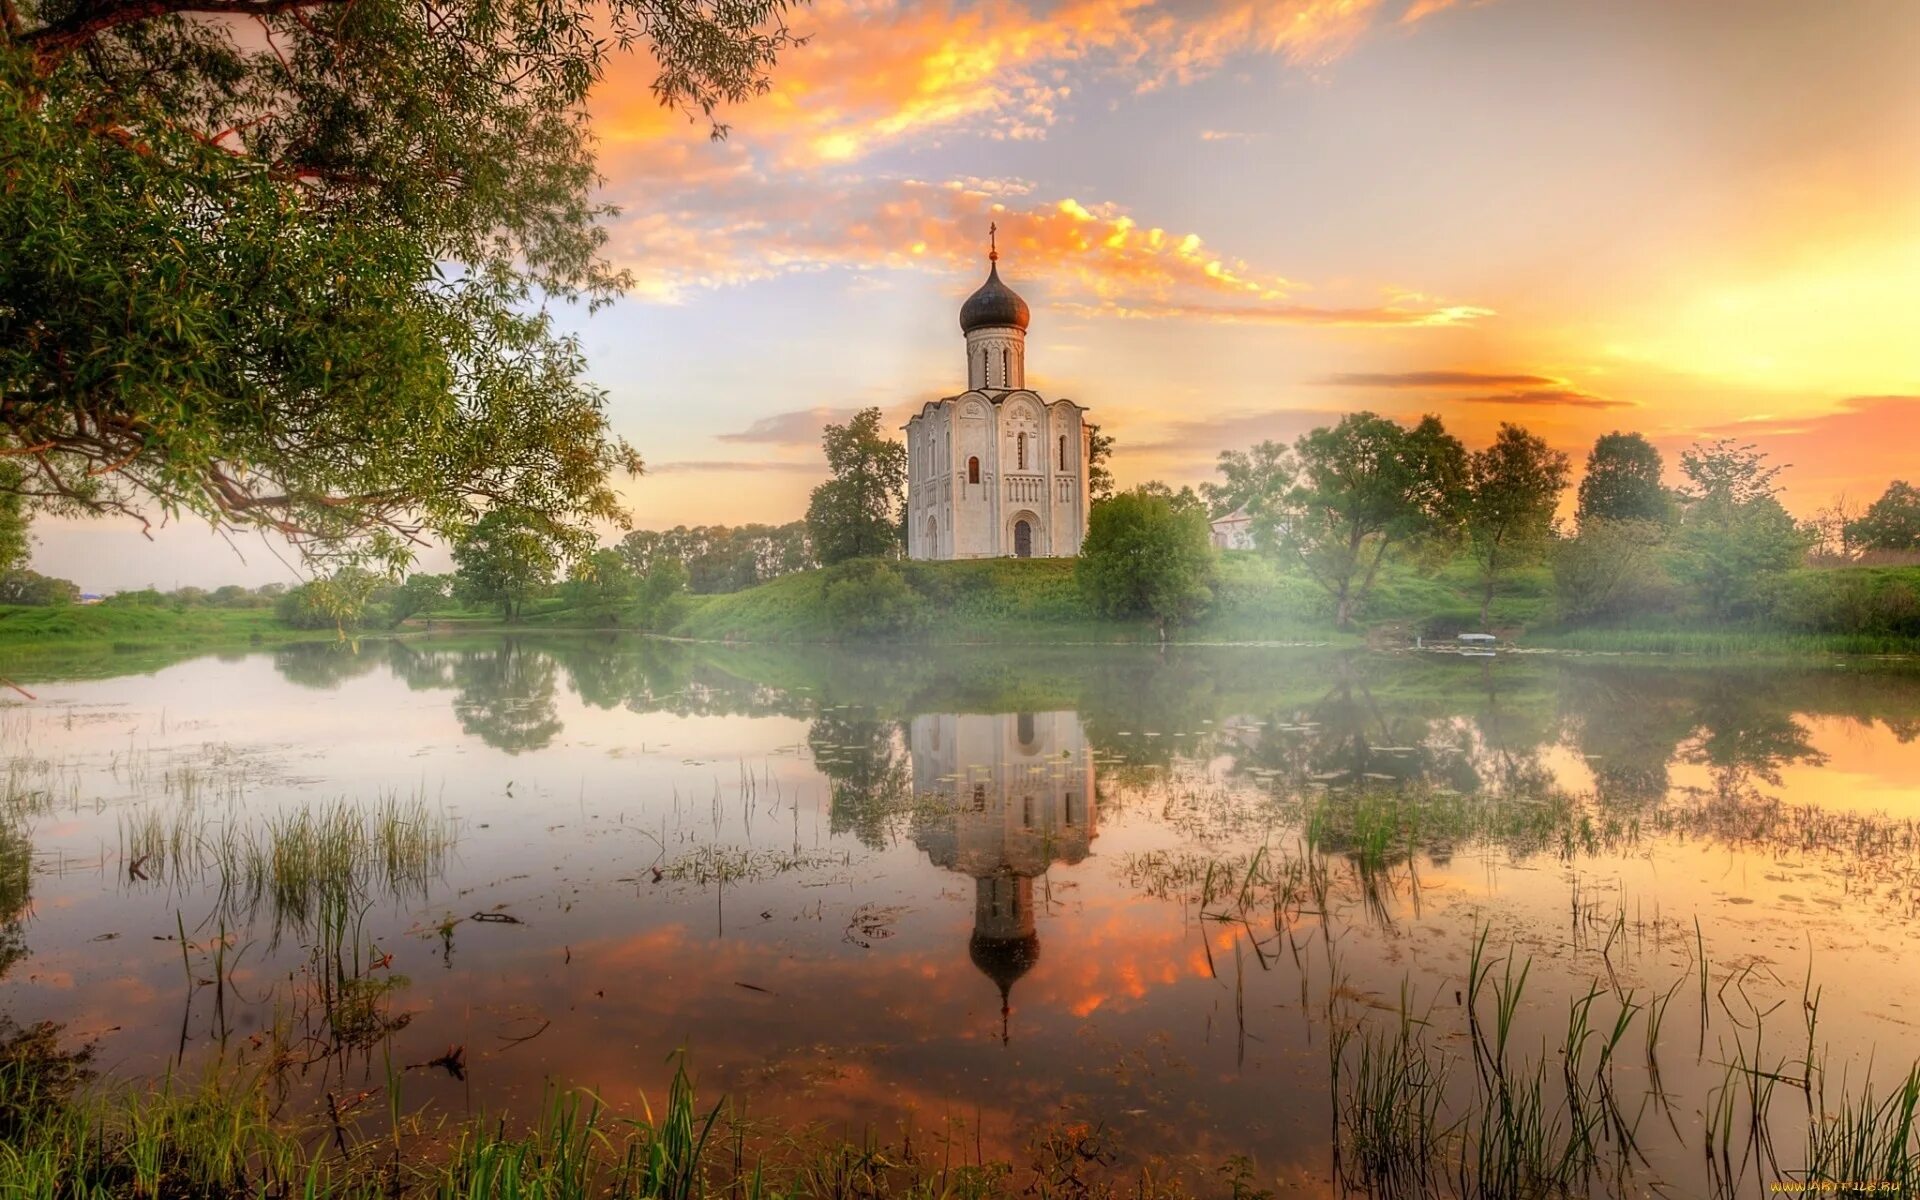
[451,640,563,754]
[1220,663,1486,798]
[1685,675,1825,800]
[382,640,461,691]
[808,710,908,851]
[272,640,388,690]
[0,819,29,981]
[1561,668,1696,810]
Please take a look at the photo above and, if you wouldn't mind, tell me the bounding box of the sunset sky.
[39,0,1920,589]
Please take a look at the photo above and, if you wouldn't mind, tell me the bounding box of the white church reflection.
[908,711,1096,1042]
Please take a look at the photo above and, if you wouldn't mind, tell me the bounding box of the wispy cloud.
[1323,370,1561,388]
[647,460,824,475]
[1127,408,1354,455]
[716,407,859,447]
[603,176,1490,327]
[1459,389,1631,409]
[587,0,1488,324]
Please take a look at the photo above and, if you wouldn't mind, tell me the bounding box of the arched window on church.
[1001,347,1009,385]
[968,456,980,485]
[1058,434,1067,471]
[1016,433,1027,471]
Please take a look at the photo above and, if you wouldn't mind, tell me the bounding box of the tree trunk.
[1480,577,1494,629]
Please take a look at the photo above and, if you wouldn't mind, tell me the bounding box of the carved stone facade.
[904,252,1090,560]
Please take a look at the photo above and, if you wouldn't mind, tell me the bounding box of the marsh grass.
[0,1049,1208,1200]
[656,843,851,887]
[120,793,456,939]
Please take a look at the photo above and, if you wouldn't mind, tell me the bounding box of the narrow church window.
[1058,434,1066,470]
[1063,793,1076,826]
[1001,347,1009,384]
[1022,796,1034,829]
[1016,433,1027,471]
[972,784,986,812]
[1017,712,1036,748]
[968,456,980,485]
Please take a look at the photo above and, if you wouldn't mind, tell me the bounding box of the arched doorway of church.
[1013,519,1033,558]
[925,516,937,556]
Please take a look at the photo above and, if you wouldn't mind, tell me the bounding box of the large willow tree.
[1,0,800,569]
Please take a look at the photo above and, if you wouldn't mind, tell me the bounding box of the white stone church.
[904,239,1090,559]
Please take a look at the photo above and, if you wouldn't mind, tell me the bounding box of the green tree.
[1,1,800,570]
[635,557,691,630]
[562,550,636,620]
[1087,424,1117,505]
[1552,519,1672,623]
[452,512,559,622]
[1576,432,1673,527]
[0,464,26,574]
[1463,424,1569,627]
[806,409,907,565]
[1278,412,1467,629]
[0,569,77,606]
[382,572,452,627]
[275,569,377,631]
[1846,481,1920,552]
[1202,440,1294,549]
[1671,440,1810,620]
[1076,488,1215,640]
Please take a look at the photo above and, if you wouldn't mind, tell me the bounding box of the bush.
[820,560,926,640]
[1771,568,1920,637]
[1552,520,1675,623]
[1077,489,1215,637]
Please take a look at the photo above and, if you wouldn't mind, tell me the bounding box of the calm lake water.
[7,636,1920,1193]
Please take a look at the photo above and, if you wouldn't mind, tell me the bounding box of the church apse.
[907,710,1096,1043]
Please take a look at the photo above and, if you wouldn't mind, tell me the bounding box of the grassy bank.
[0,605,349,679]
[658,554,1503,645]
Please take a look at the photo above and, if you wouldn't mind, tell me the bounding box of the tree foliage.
[1846,481,1920,553]
[1086,423,1116,505]
[0,568,76,606]
[1202,440,1294,550]
[1671,440,1808,619]
[1277,412,1466,629]
[452,511,560,621]
[0,0,800,570]
[618,522,812,593]
[1576,432,1672,527]
[806,409,907,565]
[1552,519,1672,623]
[1076,488,1215,638]
[1463,423,1569,626]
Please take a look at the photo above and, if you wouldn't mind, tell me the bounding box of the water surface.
[7,636,1920,1192]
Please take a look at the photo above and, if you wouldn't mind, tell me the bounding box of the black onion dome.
[969,931,1040,995]
[959,261,1030,334]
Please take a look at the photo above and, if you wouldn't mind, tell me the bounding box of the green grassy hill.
[656,554,1557,645]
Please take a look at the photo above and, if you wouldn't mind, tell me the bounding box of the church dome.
[959,260,1030,334]
[969,930,1040,996]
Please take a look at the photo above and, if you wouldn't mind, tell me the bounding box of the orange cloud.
[603,175,1487,327]
[596,0,1406,171]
